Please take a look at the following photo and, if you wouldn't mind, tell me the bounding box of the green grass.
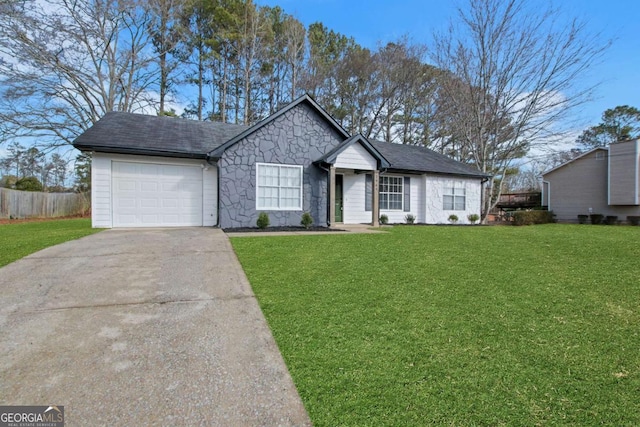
[231,225,640,426]
[0,218,102,267]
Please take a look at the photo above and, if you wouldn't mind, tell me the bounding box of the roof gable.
[542,147,608,176]
[208,94,350,159]
[315,134,390,169]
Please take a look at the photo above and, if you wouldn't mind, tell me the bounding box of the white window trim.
[379,175,404,211]
[256,163,303,211]
[443,186,466,211]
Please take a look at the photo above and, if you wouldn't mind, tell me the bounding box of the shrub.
[577,214,589,224]
[256,212,270,229]
[300,212,313,229]
[605,215,618,225]
[628,216,640,226]
[379,214,389,225]
[404,214,416,224]
[0,175,18,189]
[448,214,459,224]
[590,214,603,225]
[467,213,480,224]
[511,210,554,226]
[15,176,43,192]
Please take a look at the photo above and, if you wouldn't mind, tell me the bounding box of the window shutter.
[365,174,372,212]
[403,177,410,212]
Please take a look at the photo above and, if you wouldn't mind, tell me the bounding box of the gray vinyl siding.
[545,150,608,221]
[609,140,639,205]
[544,149,640,222]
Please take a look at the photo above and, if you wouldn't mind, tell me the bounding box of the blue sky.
[256,0,639,130]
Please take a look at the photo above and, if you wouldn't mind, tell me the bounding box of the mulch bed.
[223,226,346,233]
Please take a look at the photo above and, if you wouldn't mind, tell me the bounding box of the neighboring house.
[541,138,640,222]
[73,95,488,229]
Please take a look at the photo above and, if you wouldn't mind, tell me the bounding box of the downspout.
[480,176,490,222]
[542,180,551,211]
[206,154,220,227]
[317,162,331,227]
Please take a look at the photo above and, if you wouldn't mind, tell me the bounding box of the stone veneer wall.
[218,103,345,228]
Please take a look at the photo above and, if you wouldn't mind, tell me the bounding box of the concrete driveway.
[0,228,310,426]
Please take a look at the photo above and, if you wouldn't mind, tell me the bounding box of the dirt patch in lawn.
[0,214,90,225]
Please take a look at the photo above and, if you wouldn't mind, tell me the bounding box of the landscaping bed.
[223,226,346,233]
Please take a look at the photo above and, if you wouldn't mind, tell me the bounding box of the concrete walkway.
[0,228,310,426]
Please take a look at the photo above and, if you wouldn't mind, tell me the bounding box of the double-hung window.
[443,186,466,210]
[379,176,403,210]
[256,163,303,210]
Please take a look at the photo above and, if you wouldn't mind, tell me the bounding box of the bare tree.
[282,15,305,101]
[239,0,269,124]
[145,0,187,115]
[0,0,158,148]
[431,0,609,221]
[367,40,435,144]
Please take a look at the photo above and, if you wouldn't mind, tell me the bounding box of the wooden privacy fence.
[0,188,90,219]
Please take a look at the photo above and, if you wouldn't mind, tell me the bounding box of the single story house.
[541,138,640,222]
[73,95,488,228]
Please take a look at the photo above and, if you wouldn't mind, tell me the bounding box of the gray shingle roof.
[73,110,488,179]
[371,140,488,178]
[73,112,248,159]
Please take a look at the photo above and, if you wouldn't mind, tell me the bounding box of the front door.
[335,174,344,223]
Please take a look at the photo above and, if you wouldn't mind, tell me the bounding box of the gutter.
[74,145,207,160]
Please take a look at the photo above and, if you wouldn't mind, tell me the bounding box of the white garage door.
[112,161,203,227]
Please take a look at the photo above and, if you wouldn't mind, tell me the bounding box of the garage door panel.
[180,214,200,223]
[114,162,138,175]
[140,214,160,223]
[162,165,179,176]
[112,161,203,227]
[140,181,159,192]
[181,200,198,208]
[117,198,137,209]
[162,182,179,191]
[162,199,178,208]
[117,214,138,223]
[140,198,158,208]
[116,180,137,191]
[162,164,200,179]
[181,181,201,191]
[139,163,160,175]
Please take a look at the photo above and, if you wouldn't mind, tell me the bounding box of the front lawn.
[0,218,101,267]
[231,225,640,426]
